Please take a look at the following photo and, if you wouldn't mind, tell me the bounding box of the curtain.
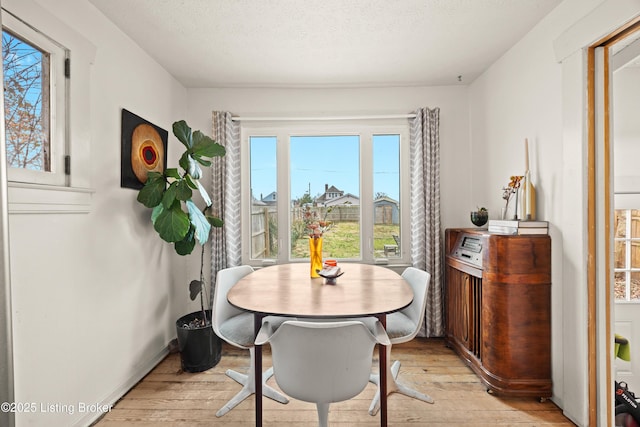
[210,111,241,305]
[410,107,443,337]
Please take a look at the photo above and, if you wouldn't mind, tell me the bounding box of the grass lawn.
[291,222,400,259]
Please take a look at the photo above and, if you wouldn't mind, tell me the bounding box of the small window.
[2,10,68,186]
[614,209,640,301]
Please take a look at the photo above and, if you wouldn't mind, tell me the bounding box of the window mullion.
[276,130,290,263]
[360,131,373,263]
[626,209,632,300]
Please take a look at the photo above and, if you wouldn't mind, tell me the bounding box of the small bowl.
[470,211,488,227]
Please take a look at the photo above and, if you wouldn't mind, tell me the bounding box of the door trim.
[588,17,640,427]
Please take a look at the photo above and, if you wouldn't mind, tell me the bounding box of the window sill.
[8,182,93,214]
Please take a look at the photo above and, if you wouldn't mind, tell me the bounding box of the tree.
[2,31,48,171]
[298,192,313,205]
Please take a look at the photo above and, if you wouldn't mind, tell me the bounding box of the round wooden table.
[227,263,414,427]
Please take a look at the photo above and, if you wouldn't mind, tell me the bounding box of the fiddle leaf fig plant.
[137,120,225,327]
[137,120,225,256]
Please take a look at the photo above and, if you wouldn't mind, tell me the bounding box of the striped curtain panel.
[410,107,443,337]
[210,111,242,305]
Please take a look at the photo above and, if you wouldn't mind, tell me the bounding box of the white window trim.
[2,9,67,186]
[2,0,96,214]
[240,118,410,267]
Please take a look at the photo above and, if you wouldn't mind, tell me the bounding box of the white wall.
[6,0,192,425]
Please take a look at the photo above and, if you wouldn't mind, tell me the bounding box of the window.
[242,120,409,266]
[614,209,640,301]
[2,9,68,186]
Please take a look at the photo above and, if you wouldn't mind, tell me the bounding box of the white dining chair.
[366,266,434,415]
[256,319,389,427]
[211,265,289,417]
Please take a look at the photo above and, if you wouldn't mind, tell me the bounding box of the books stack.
[487,219,549,235]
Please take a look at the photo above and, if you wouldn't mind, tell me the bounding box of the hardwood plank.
[92,338,575,426]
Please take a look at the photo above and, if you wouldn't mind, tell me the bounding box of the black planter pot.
[175,310,222,372]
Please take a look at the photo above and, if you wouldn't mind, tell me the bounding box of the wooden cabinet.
[444,228,552,398]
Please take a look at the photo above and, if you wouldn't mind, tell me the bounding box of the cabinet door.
[446,267,469,349]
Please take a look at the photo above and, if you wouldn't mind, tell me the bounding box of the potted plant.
[136,120,226,372]
[470,206,489,227]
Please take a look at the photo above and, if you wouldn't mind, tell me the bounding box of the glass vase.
[309,236,323,278]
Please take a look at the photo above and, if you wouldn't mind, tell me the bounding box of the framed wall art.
[120,109,168,189]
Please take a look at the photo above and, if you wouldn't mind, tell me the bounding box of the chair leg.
[216,347,289,417]
[316,402,330,427]
[368,345,434,416]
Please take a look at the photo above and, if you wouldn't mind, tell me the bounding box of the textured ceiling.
[88,0,563,88]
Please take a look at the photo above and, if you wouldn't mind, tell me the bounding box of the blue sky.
[250,134,400,202]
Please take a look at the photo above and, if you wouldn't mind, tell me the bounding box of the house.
[315,184,345,205]
[0,0,636,426]
[260,191,277,205]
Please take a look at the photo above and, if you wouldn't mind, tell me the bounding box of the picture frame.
[120,109,168,189]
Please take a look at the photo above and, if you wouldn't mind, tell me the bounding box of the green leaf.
[154,201,190,242]
[196,180,211,207]
[185,174,198,190]
[137,174,166,208]
[175,179,193,201]
[186,199,211,245]
[151,204,164,225]
[192,131,226,158]
[173,120,193,149]
[175,230,196,255]
[192,155,212,167]
[187,156,202,179]
[179,152,190,173]
[206,215,223,228]
[165,168,181,179]
[189,279,202,300]
[162,182,178,209]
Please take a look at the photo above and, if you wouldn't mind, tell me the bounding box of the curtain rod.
[230,113,416,122]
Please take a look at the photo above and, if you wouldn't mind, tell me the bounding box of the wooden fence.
[251,206,277,259]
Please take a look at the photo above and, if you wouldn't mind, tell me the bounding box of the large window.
[2,9,68,186]
[243,120,409,266]
[614,209,640,301]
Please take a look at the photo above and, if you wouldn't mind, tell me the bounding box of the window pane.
[615,210,627,238]
[632,210,640,238]
[633,241,640,269]
[290,135,360,259]
[373,134,400,259]
[2,30,50,171]
[250,136,278,260]
[615,240,627,269]
[615,271,627,300]
[631,271,640,300]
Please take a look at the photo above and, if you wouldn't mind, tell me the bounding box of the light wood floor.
[94,338,575,426]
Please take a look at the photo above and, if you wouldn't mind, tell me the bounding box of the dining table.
[227,262,414,427]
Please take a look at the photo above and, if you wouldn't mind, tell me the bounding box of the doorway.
[611,31,640,397]
[588,17,640,426]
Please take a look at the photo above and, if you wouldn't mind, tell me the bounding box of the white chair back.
[256,320,389,426]
[398,266,431,342]
[270,321,377,403]
[212,265,254,343]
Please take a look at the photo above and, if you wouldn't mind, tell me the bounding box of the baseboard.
[79,344,170,427]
